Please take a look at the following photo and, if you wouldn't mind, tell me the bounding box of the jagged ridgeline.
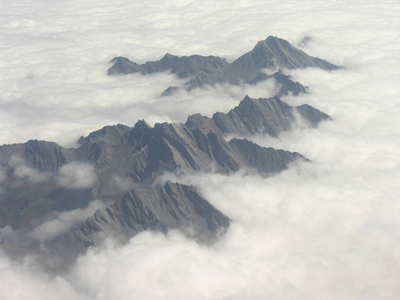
[44,181,231,263]
[0,36,338,263]
[108,36,340,96]
[0,96,326,231]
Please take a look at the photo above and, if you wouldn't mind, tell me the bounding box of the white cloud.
[9,156,50,183]
[56,162,97,189]
[0,251,86,300]
[65,160,400,299]
[0,0,400,299]
[108,175,136,193]
[30,200,108,242]
[0,226,19,244]
[0,166,6,183]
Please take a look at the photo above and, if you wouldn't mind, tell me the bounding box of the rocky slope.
[186,95,330,137]
[0,140,75,172]
[44,181,231,262]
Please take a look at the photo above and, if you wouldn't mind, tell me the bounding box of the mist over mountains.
[1,1,400,298]
[0,37,334,264]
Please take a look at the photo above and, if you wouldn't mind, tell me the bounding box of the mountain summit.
[231,36,340,71]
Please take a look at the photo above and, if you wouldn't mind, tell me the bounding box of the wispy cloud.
[9,156,50,183]
[30,200,108,241]
[56,162,97,189]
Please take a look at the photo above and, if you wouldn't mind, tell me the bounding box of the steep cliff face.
[0,140,74,172]
[230,36,340,74]
[84,117,306,184]
[44,181,231,262]
[107,36,340,96]
[70,95,323,186]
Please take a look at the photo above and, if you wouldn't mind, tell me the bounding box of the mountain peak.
[233,36,340,71]
[265,35,288,45]
[134,120,151,130]
[266,35,278,41]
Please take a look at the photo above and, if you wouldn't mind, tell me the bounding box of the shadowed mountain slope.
[0,140,75,172]
[44,181,231,262]
[230,36,339,77]
[186,95,330,137]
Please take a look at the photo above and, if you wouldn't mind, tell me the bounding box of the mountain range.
[0,36,339,265]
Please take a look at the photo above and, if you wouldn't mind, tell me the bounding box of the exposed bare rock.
[45,181,231,263]
[185,95,330,137]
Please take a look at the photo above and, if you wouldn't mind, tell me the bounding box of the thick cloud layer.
[1,0,400,299]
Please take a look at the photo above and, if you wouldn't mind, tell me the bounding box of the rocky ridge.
[45,181,231,262]
[186,95,330,137]
[108,36,340,96]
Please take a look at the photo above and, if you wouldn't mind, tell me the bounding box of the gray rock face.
[0,140,74,172]
[71,95,320,187]
[108,36,340,96]
[230,138,307,170]
[0,141,81,228]
[185,95,330,137]
[0,184,93,228]
[109,54,229,81]
[44,181,231,262]
[230,36,340,74]
[76,123,132,170]
[97,117,305,183]
[296,104,332,127]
